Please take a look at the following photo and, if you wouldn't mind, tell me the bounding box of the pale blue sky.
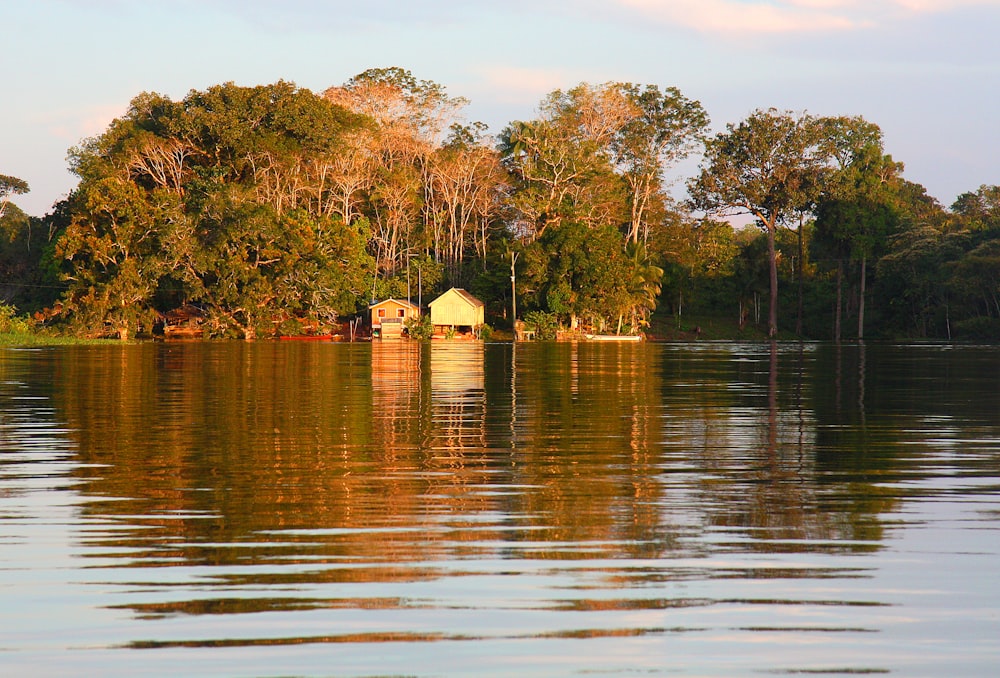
[4,0,999,216]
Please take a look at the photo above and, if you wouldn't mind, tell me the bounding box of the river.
[1,341,998,676]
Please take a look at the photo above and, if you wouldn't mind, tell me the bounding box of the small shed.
[369,298,421,339]
[428,288,485,337]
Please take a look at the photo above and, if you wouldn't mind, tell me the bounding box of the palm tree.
[620,241,663,334]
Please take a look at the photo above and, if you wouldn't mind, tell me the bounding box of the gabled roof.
[428,288,484,308]
[368,298,420,310]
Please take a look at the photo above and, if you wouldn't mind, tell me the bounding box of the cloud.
[616,0,1000,34]
[891,0,1000,11]
[43,103,127,144]
[471,66,579,105]
[617,0,863,33]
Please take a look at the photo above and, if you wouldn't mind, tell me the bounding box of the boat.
[584,334,642,342]
[279,334,336,341]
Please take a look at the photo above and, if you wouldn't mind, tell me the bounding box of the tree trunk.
[796,215,804,336]
[767,221,778,338]
[857,255,867,340]
[834,260,843,343]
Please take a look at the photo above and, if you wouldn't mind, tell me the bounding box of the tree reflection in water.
[2,341,995,675]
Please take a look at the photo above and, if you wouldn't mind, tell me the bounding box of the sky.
[3,0,999,217]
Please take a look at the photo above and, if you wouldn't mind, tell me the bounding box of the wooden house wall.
[370,299,420,327]
[430,291,484,327]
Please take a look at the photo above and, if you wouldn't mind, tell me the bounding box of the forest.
[2,67,999,341]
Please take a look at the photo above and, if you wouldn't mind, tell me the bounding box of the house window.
[397,309,406,318]
[377,309,386,318]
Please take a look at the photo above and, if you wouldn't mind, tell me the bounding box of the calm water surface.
[1,341,998,676]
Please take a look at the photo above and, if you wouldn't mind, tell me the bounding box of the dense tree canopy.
[688,109,829,337]
[53,81,373,338]
[812,117,902,340]
[2,69,997,342]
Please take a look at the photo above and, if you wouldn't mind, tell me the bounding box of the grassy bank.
[0,304,119,346]
[646,310,794,341]
[0,332,120,346]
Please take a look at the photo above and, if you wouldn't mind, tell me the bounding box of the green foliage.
[688,109,827,227]
[404,314,433,339]
[21,71,1000,342]
[688,109,830,336]
[52,82,373,338]
[0,207,62,313]
[951,185,1000,231]
[813,120,901,262]
[374,254,445,304]
[524,310,559,340]
[500,81,707,246]
[519,221,635,328]
[0,303,32,334]
[0,174,29,221]
[952,316,1000,340]
[875,225,960,337]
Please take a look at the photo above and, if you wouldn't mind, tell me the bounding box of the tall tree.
[499,114,624,241]
[610,84,709,245]
[870,180,952,337]
[621,241,664,333]
[426,123,506,280]
[688,109,827,337]
[0,176,57,312]
[54,82,370,338]
[500,81,706,249]
[0,174,29,220]
[952,185,1000,231]
[324,68,474,279]
[813,117,902,340]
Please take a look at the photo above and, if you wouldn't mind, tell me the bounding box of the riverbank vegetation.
[3,68,1000,341]
[0,303,115,345]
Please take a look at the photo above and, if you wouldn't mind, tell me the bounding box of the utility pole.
[510,250,519,335]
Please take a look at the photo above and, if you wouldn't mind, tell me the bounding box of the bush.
[953,316,1000,341]
[404,315,434,339]
[524,310,559,340]
[0,304,33,334]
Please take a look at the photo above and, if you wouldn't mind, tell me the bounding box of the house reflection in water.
[369,341,487,455]
[370,340,423,449]
[428,341,486,453]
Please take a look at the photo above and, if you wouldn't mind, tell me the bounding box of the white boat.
[584,334,642,341]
